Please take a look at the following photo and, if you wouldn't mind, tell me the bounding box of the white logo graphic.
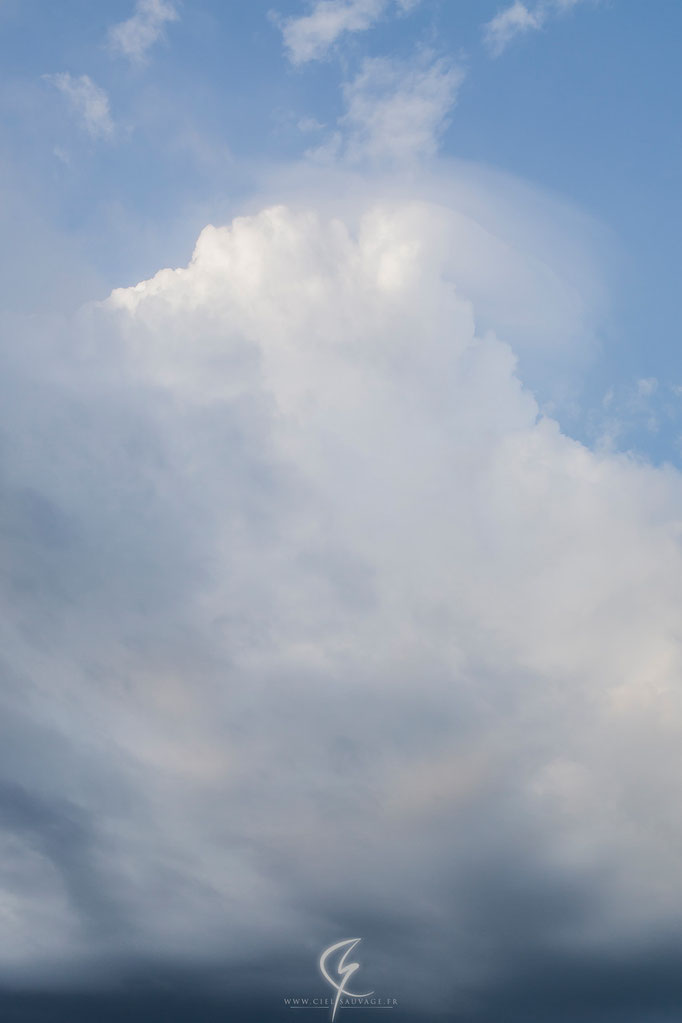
[319,938,374,1022]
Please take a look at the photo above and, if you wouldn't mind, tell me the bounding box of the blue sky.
[2,4,682,1022]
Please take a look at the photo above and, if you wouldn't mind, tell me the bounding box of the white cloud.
[2,172,682,1000]
[45,73,114,139]
[278,0,420,65]
[308,54,463,165]
[484,0,592,57]
[108,0,179,63]
[484,1,543,56]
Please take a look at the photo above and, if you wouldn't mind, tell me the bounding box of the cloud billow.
[0,184,681,1019]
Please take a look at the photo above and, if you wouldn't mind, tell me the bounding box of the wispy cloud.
[342,54,462,163]
[308,52,463,165]
[45,72,114,139]
[277,0,420,66]
[484,0,591,57]
[589,376,682,455]
[108,0,179,63]
[484,1,543,56]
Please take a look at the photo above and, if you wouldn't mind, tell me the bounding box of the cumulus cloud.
[45,73,114,139]
[1,172,682,1019]
[278,0,421,65]
[108,0,179,63]
[484,0,592,57]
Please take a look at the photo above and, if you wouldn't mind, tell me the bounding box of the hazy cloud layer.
[1,167,682,1019]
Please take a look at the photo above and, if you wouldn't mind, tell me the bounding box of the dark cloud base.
[3,944,682,1023]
